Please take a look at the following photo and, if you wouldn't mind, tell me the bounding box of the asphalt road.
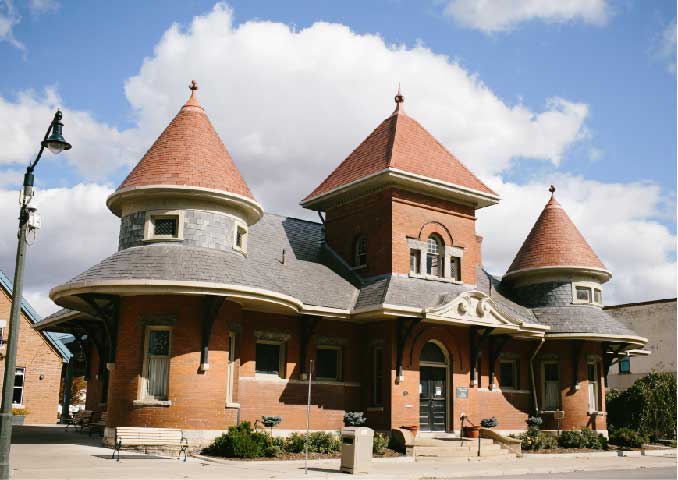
[482,467,677,479]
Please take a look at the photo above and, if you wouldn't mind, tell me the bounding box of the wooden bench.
[112,427,188,462]
[87,412,108,437]
[65,410,92,432]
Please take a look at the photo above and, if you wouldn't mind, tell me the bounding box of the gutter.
[529,338,545,415]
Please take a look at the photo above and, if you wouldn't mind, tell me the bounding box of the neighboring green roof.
[0,270,71,362]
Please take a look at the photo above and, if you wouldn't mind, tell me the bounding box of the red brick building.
[36,84,647,445]
[0,271,69,424]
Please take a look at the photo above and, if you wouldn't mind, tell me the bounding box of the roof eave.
[301,168,499,211]
[503,265,612,284]
[107,185,264,225]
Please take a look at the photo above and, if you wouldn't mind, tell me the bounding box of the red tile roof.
[303,94,496,203]
[116,83,255,200]
[506,191,607,275]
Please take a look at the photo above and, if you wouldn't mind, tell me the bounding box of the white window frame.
[372,346,384,406]
[587,361,599,413]
[449,256,461,282]
[139,326,172,402]
[12,367,25,407]
[426,235,444,277]
[255,340,286,378]
[498,359,519,390]
[409,248,421,275]
[233,221,248,254]
[315,345,342,381]
[593,288,602,305]
[541,361,561,412]
[144,210,184,242]
[572,281,602,305]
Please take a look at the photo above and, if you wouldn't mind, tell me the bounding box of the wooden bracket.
[396,317,421,380]
[299,315,320,375]
[200,296,225,371]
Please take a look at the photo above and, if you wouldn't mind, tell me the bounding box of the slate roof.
[51,212,642,341]
[507,193,607,276]
[532,305,641,338]
[116,85,255,201]
[0,271,70,361]
[303,94,496,203]
[57,214,358,310]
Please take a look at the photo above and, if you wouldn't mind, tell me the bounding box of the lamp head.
[42,110,72,154]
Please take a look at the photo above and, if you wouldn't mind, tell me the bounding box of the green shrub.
[283,432,341,454]
[609,428,649,449]
[205,421,273,458]
[373,433,389,455]
[308,432,341,454]
[606,372,677,441]
[558,429,586,449]
[285,432,306,453]
[557,428,608,450]
[516,427,558,451]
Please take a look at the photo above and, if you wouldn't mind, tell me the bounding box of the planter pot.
[12,415,24,426]
[463,425,480,438]
[400,425,418,437]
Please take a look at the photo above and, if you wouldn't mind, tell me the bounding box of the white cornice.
[546,332,647,347]
[503,265,612,284]
[107,185,264,225]
[301,168,499,211]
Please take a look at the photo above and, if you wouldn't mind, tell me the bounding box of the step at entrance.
[413,437,516,462]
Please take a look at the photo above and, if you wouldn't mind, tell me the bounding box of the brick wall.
[535,340,607,431]
[0,287,63,424]
[324,188,480,283]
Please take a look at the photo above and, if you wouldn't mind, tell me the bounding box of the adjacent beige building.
[605,298,676,390]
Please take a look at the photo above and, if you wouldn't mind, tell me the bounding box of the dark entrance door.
[419,365,446,431]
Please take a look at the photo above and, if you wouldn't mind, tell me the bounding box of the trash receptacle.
[340,427,374,474]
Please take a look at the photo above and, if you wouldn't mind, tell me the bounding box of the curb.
[524,448,676,459]
[191,454,414,465]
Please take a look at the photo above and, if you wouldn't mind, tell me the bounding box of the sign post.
[553,410,565,437]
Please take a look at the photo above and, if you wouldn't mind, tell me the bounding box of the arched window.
[354,235,367,267]
[420,341,446,364]
[426,234,444,277]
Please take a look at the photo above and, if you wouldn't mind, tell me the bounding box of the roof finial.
[183,80,203,110]
[394,83,404,114]
[549,185,556,196]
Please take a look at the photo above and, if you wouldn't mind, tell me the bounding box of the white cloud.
[0,0,23,50]
[587,146,603,162]
[28,0,59,14]
[0,2,673,310]
[0,88,142,178]
[478,174,676,305]
[653,18,676,74]
[0,184,118,316]
[443,0,609,33]
[123,3,589,217]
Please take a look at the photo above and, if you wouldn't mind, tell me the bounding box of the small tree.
[607,371,677,440]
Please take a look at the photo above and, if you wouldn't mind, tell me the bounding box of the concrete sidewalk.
[9,426,677,480]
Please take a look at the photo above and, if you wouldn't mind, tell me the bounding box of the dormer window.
[353,235,367,267]
[154,218,177,237]
[233,223,248,254]
[572,282,603,305]
[576,286,591,302]
[144,210,184,242]
[426,235,443,277]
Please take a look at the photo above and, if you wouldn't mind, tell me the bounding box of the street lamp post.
[0,110,71,479]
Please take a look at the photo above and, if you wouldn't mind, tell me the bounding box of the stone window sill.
[225,402,240,409]
[133,400,172,407]
[143,237,183,243]
[587,411,606,416]
[408,273,462,284]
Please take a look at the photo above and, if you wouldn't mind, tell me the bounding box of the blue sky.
[0,0,675,313]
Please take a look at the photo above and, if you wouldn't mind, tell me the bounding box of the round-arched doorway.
[419,341,449,432]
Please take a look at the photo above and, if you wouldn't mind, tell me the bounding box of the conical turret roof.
[115,81,255,200]
[505,188,608,279]
[302,90,497,209]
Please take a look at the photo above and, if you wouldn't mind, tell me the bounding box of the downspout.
[529,338,545,415]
